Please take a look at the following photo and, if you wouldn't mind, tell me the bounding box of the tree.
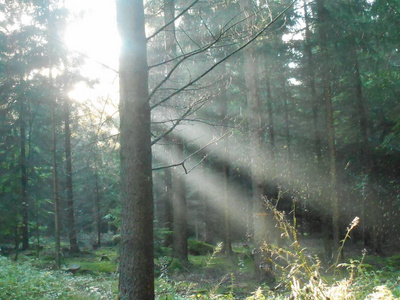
[116,0,154,298]
[63,89,80,253]
[315,0,340,259]
[163,0,189,263]
[239,0,273,281]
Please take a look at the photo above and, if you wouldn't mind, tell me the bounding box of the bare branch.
[151,95,208,145]
[147,0,201,41]
[148,32,223,101]
[150,1,296,110]
[148,10,245,70]
[152,123,234,173]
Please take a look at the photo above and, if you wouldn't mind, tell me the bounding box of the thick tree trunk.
[64,96,80,253]
[117,0,154,298]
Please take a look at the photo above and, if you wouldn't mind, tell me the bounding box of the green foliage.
[188,239,214,256]
[0,256,116,299]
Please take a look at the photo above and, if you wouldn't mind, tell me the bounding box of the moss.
[188,239,214,256]
[93,247,119,261]
[63,257,117,274]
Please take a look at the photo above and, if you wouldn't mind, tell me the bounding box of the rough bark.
[117,0,154,298]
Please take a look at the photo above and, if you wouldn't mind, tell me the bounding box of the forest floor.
[0,234,399,299]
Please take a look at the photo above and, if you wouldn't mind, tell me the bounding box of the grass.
[1,246,399,299]
[1,221,399,300]
[0,256,117,299]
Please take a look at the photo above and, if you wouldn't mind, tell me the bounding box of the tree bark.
[117,0,154,298]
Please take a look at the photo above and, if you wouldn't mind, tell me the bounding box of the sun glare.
[64,0,120,104]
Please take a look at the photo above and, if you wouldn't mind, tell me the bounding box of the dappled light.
[1,0,399,299]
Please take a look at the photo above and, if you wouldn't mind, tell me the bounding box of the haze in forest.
[0,0,399,299]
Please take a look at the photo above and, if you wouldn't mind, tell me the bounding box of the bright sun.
[64,0,120,104]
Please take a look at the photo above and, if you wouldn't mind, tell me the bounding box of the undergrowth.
[1,207,399,299]
[0,256,116,299]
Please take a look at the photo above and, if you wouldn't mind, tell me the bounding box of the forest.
[0,0,399,299]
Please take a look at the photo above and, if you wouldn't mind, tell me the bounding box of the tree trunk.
[316,0,340,259]
[164,0,189,263]
[116,0,154,298]
[240,0,273,282]
[50,80,61,269]
[94,167,101,247]
[265,74,275,162]
[19,97,29,250]
[304,0,322,165]
[349,37,381,253]
[221,81,232,256]
[163,167,173,247]
[64,96,80,253]
[172,140,188,262]
[223,154,232,255]
[282,80,293,176]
